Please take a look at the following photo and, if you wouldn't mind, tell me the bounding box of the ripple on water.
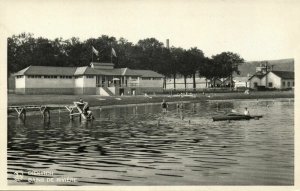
[7,100,294,185]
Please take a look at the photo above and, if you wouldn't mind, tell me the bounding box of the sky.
[1,0,300,61]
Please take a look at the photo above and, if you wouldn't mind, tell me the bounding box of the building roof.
[14,65,164,78]
[14,66,77,76]
[133,69,164,78]
[14,66,30,76]
[90,62,114,67]
[270,71,294,79]
[248,71,265,80]
[74,66,88,75]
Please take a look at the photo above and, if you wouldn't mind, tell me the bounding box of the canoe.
[212,114,263,121]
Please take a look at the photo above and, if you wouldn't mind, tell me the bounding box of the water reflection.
[8,100,294,185]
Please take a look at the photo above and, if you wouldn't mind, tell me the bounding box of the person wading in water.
[161,99,168,113]
[74,98,94,120]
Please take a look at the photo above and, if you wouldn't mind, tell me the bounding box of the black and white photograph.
[1,0,299,189]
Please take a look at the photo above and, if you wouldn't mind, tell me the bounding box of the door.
[119,88,124,96]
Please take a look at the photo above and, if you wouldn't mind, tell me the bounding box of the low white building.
[248,72,265,89]
[262,71,294,89]
[14,62,164,95]
[248,71,294,89]
[233,77,250,89]
[166,77,210,90]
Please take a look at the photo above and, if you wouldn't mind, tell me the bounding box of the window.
[16,75,24,79]
[44,75,57,79]
[254,82,258,87]
[131,77,138,80]
[141,77,151,80]
[28,75,41,78]
[86,76,94,79]
[60,76,73,79]
[287,82,290,87]
[153,77,162,80]
[282,81,285,87]
[268,82,273,87]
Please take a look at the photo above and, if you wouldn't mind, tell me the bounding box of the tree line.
[8,33,244,90]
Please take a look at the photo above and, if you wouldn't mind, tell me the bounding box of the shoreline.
[8,91,294,108]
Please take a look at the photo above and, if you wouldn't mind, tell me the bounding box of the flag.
[111,48,117,57]
[92,46,99,56]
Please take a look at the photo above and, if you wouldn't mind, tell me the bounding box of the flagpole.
[110,43,113,64]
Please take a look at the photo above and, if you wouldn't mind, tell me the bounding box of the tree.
[135,38,164,70]
[177,49,189,92]
[168,47,184,90]
[185,47,205,91]
[199,57,217,87]
[211,52,244,88]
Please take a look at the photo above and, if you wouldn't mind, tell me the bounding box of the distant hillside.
[234,58,294,77]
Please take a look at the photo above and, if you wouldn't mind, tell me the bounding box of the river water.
[7,99,294,185]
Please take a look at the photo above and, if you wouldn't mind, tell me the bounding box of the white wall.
[128,77,139,86]
[234,81,249,88]
[107,87,116,95]
[83,76,96,87]
[139,78,163,87]
[15,76,26,88]
[25,77,74,88]
[98,87,110,96]
[75,77,84,87]
[262,72,281,88]
[249,76,262,88]
[282,80,294,88]
[166,77,209,89]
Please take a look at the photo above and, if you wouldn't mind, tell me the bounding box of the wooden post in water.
[15,107,26,119]
[46,107,50,121]
[40,106,50,121]
[65,106,74,120]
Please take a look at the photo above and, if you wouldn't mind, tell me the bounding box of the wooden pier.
[8,103,90,121]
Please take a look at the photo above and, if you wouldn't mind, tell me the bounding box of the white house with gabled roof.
[14,62,164,95]
[248,71,294,89]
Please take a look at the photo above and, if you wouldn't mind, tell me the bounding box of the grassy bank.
[8,91,294,107]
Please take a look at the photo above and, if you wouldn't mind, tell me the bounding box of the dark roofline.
[268,71,294,79]
[14,65,165,77]
[248,72,265,80]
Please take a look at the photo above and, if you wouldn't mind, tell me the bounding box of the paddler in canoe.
[244,107,250,116]
[213,107,262,121]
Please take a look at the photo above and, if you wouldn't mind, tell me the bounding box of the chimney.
[166,39,170,49]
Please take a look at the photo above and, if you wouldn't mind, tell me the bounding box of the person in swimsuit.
[74,98,94,119]
[161,99,168,113]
